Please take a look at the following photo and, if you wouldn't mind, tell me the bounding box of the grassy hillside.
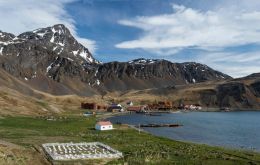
[0,68,259,164]
[0,115,260,164]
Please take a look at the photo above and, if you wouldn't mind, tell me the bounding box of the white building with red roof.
[95,121,113,131]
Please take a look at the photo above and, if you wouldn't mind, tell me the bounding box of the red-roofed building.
[95,121,113,131]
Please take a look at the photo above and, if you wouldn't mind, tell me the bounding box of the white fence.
[42,142,123,160]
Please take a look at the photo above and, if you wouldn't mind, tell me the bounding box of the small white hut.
[95,121,113,131]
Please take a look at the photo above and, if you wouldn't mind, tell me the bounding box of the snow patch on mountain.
[72,50,79,56]
[50,34,55,43]
[0,40,24,46]
[79,49,93,63]
[66,57,74,62]
[96,79,100,85]
[36,32,47,37]
[57,47,64,54]
[49,27,58,43]
[128,58,160,65]
[0,47,3,55]
[46,63,53,73]
[58,42,64,47]
[53,46,58,51]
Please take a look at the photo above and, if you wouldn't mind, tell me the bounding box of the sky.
[0,0,260,78]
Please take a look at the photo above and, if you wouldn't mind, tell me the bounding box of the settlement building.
[148,101,173,110]
[95,121,113,131]
[107,104,124,112]
[127,105,148,112]
[81,102,107,110]
[184,104,202,110]
[126,101,133,106]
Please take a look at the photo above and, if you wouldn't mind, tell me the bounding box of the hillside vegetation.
[0,116,260,164]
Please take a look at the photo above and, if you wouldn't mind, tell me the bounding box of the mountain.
[0,24,101,95]
[0,24,98,77]
[0,24,259,114]
[122,73,259,110]
[92,59,231,91]
[0,24,231,96]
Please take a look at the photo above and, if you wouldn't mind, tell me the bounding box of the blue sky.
[0,0,260,77]
[65,0,177,62]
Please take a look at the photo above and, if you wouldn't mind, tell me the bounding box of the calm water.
[109,111,260,151]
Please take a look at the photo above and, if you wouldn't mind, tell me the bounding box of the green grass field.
[0,115,260,165]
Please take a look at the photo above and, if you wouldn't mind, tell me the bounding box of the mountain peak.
[8,24,99,63]
[0,30,15,42]
[52,24,67,29]
[32,24,68,33]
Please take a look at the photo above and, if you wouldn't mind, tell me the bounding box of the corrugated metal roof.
[96,121,112,126]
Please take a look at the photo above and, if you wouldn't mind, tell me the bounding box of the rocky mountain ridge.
[0,24,231,95]
[92,59,231,91]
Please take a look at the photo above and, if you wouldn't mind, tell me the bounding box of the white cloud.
[222,66,259,78]
[196,51,260,78]
[0,0,96,53]
[210,65,260,78]
[115,2,260,77]
[116,4,260,51]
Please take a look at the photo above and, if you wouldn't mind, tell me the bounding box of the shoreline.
[113,118,260,154]
[99,108,260,120]
[128,122,260,153]
[105,110,260,153]
[1,114,260,164]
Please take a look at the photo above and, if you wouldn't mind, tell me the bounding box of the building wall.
[95,124,113,131]
[81,103,97,110]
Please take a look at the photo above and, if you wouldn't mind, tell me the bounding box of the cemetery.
[42,142,123,161]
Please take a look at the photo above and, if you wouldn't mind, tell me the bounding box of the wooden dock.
[138,123,183,128]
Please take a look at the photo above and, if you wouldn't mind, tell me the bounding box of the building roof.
[127,106,143,111]
[96,121,112,126]
[111,103,122,107]
[108,106,122,109]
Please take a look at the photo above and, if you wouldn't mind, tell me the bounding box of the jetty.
[138,123,183,128]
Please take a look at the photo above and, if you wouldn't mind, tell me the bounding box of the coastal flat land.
[0,115,260,164]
